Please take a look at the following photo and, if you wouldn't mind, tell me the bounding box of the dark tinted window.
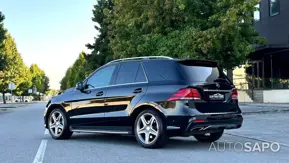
[143,61,181,82]
[270,0,280,16]
[86,65,116,88]
[179,64,221,82]
[135,65,146,82]
[116,62,139,84]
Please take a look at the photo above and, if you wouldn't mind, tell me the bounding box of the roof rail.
[107,56,173,64]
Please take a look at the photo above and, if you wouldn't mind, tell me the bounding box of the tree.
[43,75,50,94]
[29,64,50,100]
[61,0,115,90]
[0,33,26,104]
[191,0,265,79]
[0,12,49,102]
[60,52,88,90]
[30,64,46,93]
[15,65,33,96]
[0,11,7,74]
[60,67,72,90]
[110,0,264,80]
[70,52,87,86]
[86,0,114,72]
[47,89,59,97]
[110,0,191,58]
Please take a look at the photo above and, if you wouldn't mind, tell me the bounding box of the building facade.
[234,0,289,103]
[249,0,289,90]
[254,0,289,45]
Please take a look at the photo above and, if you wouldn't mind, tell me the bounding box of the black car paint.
[44,59,243,135]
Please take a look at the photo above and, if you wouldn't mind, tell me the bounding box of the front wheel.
[48,108,72,139]
[194,130,224,142]
[134,110,168,148]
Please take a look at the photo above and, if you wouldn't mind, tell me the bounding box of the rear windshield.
[178,61,222,82]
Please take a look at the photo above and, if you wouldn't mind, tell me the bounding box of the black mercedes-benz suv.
[44,56,243,148]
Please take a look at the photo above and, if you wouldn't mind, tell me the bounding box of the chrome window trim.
[84,81,149,91]
[70,113,104,119]
[140,62,149,83]
[203,89,234,93]
[84,62,149,91]
[202,112,238,115]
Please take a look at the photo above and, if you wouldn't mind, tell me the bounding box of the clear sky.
[1,0,96,89]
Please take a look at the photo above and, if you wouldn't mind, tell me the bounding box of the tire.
[48,108,73,139]
[134,109,168,148]
[194,130,224,143]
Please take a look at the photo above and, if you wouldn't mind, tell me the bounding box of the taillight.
[168,88,201,101]
[232,89,238,100]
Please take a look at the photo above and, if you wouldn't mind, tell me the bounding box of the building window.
[254,4,260,21]
[270,0,280,16]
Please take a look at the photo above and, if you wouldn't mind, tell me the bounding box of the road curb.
[239,103,289,109]
[0,108,9,113]
[225,133,289,148]
[242,109,289,115]
[0,106,17,108]
[0,103,28,109]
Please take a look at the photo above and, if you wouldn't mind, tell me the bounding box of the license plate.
[208,93,225,101]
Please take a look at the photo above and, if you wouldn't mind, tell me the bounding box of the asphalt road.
[0,103,288,163]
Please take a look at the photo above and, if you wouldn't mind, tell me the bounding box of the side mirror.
[76,82,85,91]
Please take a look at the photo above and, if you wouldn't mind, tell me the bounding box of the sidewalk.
[239,103,289,115]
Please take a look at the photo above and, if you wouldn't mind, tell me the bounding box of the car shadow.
[68,133,223,150]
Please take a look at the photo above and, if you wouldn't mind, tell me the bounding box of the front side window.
[254,4,260,21]
[270,0,280,16]
[86,65,116,89]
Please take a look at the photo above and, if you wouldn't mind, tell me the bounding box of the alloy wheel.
[136,113,159,145]
[49,111,65,137]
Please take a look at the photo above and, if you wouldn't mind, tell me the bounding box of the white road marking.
[32,140,48,163]
[226,133,289,148]
[44,129,49,135]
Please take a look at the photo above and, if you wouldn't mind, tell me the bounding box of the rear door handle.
[133,88,143,94]
[96,91,104,96]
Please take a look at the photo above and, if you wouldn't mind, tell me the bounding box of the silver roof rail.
[107,56,174,64]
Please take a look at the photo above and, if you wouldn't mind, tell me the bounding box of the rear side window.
[142,61,181,82]
[178,60,221,82]
[115,62,139,84]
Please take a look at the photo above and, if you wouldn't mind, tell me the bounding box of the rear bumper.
[166,113,243,135]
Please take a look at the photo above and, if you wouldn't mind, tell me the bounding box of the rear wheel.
[48,108,72,139]
[194,130,224,142]
[134,110,168,148]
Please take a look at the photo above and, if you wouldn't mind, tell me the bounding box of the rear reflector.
[232,89,238,100]
[194,120,205,123]
[168,88,201,101]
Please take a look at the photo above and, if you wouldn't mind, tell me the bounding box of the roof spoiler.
[178,59,218,67]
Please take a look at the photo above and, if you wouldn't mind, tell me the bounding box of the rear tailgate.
[177,60,239,113]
